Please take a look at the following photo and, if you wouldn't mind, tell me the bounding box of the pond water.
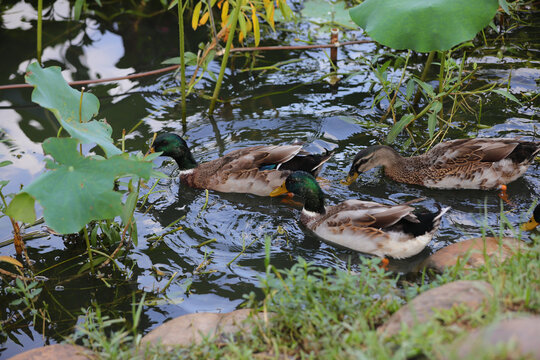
[1,1,539,357]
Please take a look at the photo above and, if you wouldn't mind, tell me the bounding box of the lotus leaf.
[6,137,154,234]
[349,0,499,52]
[25,62,121,157]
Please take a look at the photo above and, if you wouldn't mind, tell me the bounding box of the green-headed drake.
[344,138,540,191]
[151,133,334,197]
[522,204,540,231]
[271,171,449,259]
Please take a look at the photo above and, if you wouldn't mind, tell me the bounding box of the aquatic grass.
[60,233,540,359]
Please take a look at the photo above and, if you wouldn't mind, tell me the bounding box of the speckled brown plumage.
[152,133,334,197]
[298,199,449,258]
[347,138,539,190]
[274,172,449,259]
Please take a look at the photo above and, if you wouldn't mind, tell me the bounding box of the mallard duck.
[151,133,334,196]
[344,138,540,190]
[522,204,540,231]
[270,171,449,259]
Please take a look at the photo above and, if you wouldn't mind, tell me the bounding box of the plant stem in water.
[84,227,94,273]
[178,0,187,122]
[438,51,446,117]
[209,0,243,115]
[412,51,435,106]
[37,0,43,65]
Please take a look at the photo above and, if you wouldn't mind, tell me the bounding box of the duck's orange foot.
[280,196,304,208]
[498,184,513,205]
[380,258,389,271]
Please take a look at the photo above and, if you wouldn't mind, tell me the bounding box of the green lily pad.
[6,137,154,234]
[349,0,499,52]
[25,62,121,157]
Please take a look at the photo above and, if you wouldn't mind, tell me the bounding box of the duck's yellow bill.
[270,182,289,197]
[340,173,358,186]
[521,216,539,231]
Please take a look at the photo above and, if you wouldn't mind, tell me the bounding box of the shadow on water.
[0,1,539,356]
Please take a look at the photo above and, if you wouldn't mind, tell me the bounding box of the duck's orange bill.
[521,216,539,231]
[270,182,289,197]
[340,172,358,186]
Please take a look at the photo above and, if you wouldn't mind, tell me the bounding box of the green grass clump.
[68,233,540,359]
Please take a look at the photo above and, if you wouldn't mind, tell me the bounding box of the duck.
[270,171,450,259]
[522,203,540,231]
[150,133,334,196]
[344,138,540,191]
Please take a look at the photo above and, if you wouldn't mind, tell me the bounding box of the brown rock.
[8,344,94,360]
[140,309,270,351]
[422,237,523,273]
[379,280,493,337]
[446,316,540,359]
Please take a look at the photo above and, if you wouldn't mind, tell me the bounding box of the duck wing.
[429,138,521,167]
[316,201,417,230]
[191,145,303,196]
[279,147,335,176]
[227,145,305,172]
[431,138,540,168]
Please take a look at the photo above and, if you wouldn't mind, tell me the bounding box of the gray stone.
[8,344,94,360]
[378,280,493,337]
[446,316,540,359]
[422,237,523,273]
[140,308,270,351]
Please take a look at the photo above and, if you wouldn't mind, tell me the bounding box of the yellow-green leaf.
[199,11,209,25]
[278,0,293,21]
[251,5,260,46]
[266,2,275,31]
[239,12,247,38]
[0,256,23,268]
[221,1,229,23]
[168,0,178,10]
[192,1,202,30]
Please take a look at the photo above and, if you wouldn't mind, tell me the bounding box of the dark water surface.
[1,2,539,357]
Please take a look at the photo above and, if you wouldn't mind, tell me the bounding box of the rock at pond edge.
[140,308,271,352]
[443,316,540,359]
[378,280,494,337]
[8,344,94,360]
[420,237,523,273]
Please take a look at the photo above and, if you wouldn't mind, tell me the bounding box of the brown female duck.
[344,138,540,190]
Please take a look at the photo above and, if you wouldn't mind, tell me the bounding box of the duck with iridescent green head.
[271,171,449,259]
[151,133,334,197]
